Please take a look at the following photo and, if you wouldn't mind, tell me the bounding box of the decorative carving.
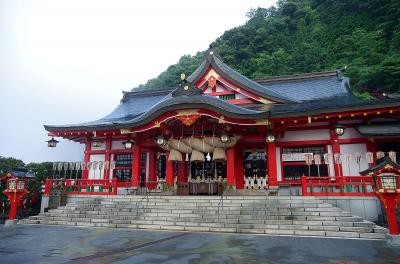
[176,114,200,126]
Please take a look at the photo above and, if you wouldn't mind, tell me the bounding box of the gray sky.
[0,0,275,163]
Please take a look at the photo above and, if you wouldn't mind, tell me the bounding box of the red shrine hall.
[44,48,400,196]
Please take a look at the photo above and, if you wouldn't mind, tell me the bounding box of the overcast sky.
[0,0,275,163]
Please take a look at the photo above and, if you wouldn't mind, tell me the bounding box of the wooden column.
[235,145,244,189]
[330,130,341,177]
[148,151,157,189]
[177,162,187,183]
[267,142,278,187]
[227,147,236,186]
[131,144,141,187]
[104,137,112,179]
[82,139,91,179]
[165,152,174,186]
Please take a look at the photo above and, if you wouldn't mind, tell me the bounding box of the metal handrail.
[217,190,224,219]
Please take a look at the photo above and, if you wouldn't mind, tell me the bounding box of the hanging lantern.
[376,151,385,159]
[304,153,313,165]
[323,153,331,164]
[190,150,205,162]
[46,137,59,148]
[266,132,276,143]
[213,148,227,161]
[220,133,230,143]
[156,136,167,147]
[333,125,345,136]
[366,152,374,164]
[314,154,321,165]
[389,151,397,162]
[206,152,211,161]
[334,153,342,164]
[168,149,182,162]
[122,139,135,149]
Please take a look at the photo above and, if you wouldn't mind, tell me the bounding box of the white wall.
[339,143,369,176]
[112,140,125,150]
[276,147,282,182]
[88,154,105,179]
[339,127,364,139]
[280,129,330,142]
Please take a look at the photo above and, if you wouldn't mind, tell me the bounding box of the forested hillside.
[135,0,400,94]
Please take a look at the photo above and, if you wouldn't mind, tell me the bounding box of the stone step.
[23,195,387,239]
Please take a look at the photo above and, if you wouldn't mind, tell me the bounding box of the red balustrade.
[301,176,375,196]
[44,178,118,195]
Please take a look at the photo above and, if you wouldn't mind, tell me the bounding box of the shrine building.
[44,48,400,196]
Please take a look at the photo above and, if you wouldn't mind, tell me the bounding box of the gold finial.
[180,73,186,81]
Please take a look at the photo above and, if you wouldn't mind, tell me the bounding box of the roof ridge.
[254,70,341,83]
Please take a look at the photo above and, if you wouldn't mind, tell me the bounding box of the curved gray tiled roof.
[44,89,268,131]
[257,75,349,101]
[44,49,400,132]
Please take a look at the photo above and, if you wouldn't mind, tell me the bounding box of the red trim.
[165,151,174,186]
[267,142,278,186]
[104,137,111,179]
[83,140,91,179]
[131,145,141,187]
[227,147,236,186]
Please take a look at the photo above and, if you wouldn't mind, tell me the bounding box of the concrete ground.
[0,225,399,264]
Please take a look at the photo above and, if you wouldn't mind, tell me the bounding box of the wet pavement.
[0,224,399,264]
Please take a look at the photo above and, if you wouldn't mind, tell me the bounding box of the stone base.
[386,234,400,247]
[4,220,18,227]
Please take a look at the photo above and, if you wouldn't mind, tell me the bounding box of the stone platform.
[22,195,387,239]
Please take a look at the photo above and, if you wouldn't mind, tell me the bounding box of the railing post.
[301,176,308,196]
[112,178,118,195]
[44,178,51,196]
[341,177,346,195]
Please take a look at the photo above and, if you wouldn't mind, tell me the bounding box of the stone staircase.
[22,195,387,239]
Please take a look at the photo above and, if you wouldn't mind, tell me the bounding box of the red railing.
[44,178,118,195]
[301,176,375,196]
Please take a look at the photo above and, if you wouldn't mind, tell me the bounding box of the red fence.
[301,176,375,196]
[44,178,118,195]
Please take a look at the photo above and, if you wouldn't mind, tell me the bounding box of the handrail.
[135,181,159,216]
[217,189,224,219]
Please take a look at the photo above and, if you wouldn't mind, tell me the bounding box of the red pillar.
[177,162,187,183]
[165,152,174,186]
[227,147,236,186]
[330,131,341,177]
[82,139,91,179]
[104,137,112,179]
[148,151,157,189]
[235,145,244,189]
[132,144,141,187]
[267,142,278,187]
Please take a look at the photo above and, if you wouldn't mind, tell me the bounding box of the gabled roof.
[360,156,400,175]
[187,49,295,103]
[255,70,350,101]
